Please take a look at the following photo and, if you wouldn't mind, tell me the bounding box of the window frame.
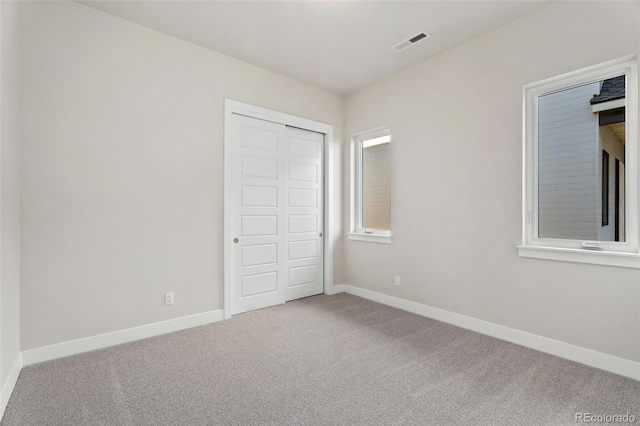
[349,126,392,244]
[519,55,640,268]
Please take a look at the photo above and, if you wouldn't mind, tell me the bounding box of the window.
[519,56,639,268]
[349,127,391,244]
[602,150,609,227]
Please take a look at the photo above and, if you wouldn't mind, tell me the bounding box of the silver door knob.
[319,233,323,237]
[233,238,239,243]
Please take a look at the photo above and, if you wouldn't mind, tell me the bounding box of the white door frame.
[223,99,336,319]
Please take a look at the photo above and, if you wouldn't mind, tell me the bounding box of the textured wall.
[20,1,343,350]
[344,1,640,362]
[537,82,598,240]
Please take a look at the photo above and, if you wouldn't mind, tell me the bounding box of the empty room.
[1,0,639,424]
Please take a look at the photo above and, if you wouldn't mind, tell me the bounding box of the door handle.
[319,233,323,237]
[233,238,239,243]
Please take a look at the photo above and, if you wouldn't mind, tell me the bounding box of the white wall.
[344,1,640,362]
[20,1,343,350]
[0,0,21,391]
[16,0,640,370]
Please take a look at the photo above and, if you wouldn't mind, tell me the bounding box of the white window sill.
[347,233,391,244]
[517,245,640,269]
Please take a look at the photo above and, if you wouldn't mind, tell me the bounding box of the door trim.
[223,99,336,319]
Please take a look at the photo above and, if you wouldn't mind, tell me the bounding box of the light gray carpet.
[2,293,639,425]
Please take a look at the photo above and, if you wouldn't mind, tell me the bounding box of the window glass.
[537,75,626,242]
[361,135,391,231]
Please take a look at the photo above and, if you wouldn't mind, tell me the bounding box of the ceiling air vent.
[392,31,431,52]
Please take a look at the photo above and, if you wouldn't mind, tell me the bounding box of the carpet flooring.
[2,293,640,425]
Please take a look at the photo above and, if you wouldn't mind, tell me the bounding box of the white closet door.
[285,127,324,302]
[231,114,287,315]
[230,114,324,315]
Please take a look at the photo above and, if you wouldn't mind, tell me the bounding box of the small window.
[602,150,609,227]
[349,128,391,243]
[520,56,639,268]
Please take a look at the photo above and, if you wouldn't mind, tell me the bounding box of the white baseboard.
[0,353,23,420]
[343,285,640,380]
[325,283,345,295]
[22,309,225,366]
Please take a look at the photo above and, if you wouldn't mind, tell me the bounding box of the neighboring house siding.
[537,82,599,240]
[362,143,390,230]
[597,125,625,241]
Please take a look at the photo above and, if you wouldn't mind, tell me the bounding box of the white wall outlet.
[394,275,400,286]
[165,292,174,305]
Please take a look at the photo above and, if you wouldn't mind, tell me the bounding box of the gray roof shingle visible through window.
[590,75,625,104]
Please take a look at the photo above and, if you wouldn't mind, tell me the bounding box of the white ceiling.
[78,1,552,95]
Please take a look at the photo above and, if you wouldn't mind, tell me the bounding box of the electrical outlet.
[165,292,174,305]
[394,275,400,286]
